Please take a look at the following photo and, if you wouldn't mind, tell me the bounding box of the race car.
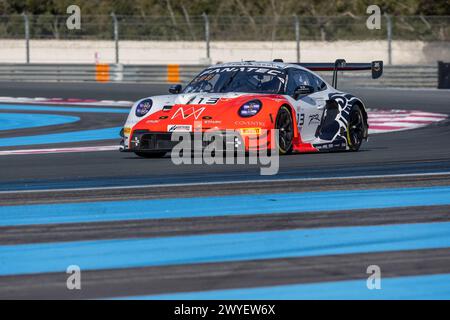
[120,59,383,158]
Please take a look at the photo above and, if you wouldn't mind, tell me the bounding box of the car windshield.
[183,67,286,94]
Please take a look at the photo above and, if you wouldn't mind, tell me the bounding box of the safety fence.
[1,15,449,65]
[0,63,440,88]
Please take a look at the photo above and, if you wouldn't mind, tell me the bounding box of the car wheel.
[275,106,294,154]
[347,105,365,151]
[134,151,166,158]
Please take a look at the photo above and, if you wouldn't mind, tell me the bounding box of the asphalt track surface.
[0,82,450,299]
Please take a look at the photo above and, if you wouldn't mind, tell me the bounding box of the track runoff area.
[0,85,449,304]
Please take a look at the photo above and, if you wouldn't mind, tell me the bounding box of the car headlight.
[135,99,153,117]
[238,100,262,117]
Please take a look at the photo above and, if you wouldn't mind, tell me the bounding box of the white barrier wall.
[0,39,448,65]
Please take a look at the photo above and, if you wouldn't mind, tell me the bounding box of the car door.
[285,68,326,142]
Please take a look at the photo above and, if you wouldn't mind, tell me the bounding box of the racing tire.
[347,105,365,152]
[134,151,166,158]
[275,106,294,155]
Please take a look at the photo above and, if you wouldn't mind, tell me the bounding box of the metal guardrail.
[0,64,98,82]
[0,63,439,88]
[0,64,204,83]
[120,65,204,83]
[331,65,438,88]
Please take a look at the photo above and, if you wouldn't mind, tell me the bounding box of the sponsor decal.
[171,107,206,120]
[204,120,222,125]
[167,124,193,132]
[135,99,153,117]
[314,142,346,150]
[309,114,321,125]
[200,67,284,79]
[373,62,381,72]
[146,119,160,124]
[234,120,266,127]
[240,128,262,135]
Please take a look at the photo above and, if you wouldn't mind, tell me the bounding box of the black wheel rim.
[276,108,293,152]
[348,109,364,148]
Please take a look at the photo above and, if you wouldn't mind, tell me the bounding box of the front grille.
[131,132,177,151]
[130,131,244,152]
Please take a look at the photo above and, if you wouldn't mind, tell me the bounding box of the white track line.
[0,145,118,156]
[0,96,133,107]
[2,171,450,194]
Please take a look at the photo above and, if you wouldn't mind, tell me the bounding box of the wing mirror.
[169,84,182,94]
[294,85,314,99]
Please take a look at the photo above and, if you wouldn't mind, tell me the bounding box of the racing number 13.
[297,113,305,126]
[196,97,220,105]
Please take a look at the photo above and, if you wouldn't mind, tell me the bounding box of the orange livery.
[120,59,382,157]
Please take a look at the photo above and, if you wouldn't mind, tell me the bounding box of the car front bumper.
[120,130,246,153]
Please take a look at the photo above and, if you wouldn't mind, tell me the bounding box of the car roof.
[208,61,307,71]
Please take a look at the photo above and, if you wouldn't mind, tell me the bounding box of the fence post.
[294,15,300,63]
[202,13,210,62]
[385,14,392,65]
[22,13,30,63]
[111,13,119,64]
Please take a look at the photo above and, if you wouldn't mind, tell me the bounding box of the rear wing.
[294,59,383,89]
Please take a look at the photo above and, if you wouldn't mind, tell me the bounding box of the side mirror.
[293,85,314,99]
[169,84,182,94]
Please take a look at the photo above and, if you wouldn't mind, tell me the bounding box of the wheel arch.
[272,103,297,154]
[279,103,299,135]
[351,98,369,139]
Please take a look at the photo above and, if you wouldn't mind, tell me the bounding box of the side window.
[286,69,314,96]
[310,73,327,92]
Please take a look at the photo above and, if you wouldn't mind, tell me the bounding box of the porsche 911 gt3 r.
[120,59,383,158]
